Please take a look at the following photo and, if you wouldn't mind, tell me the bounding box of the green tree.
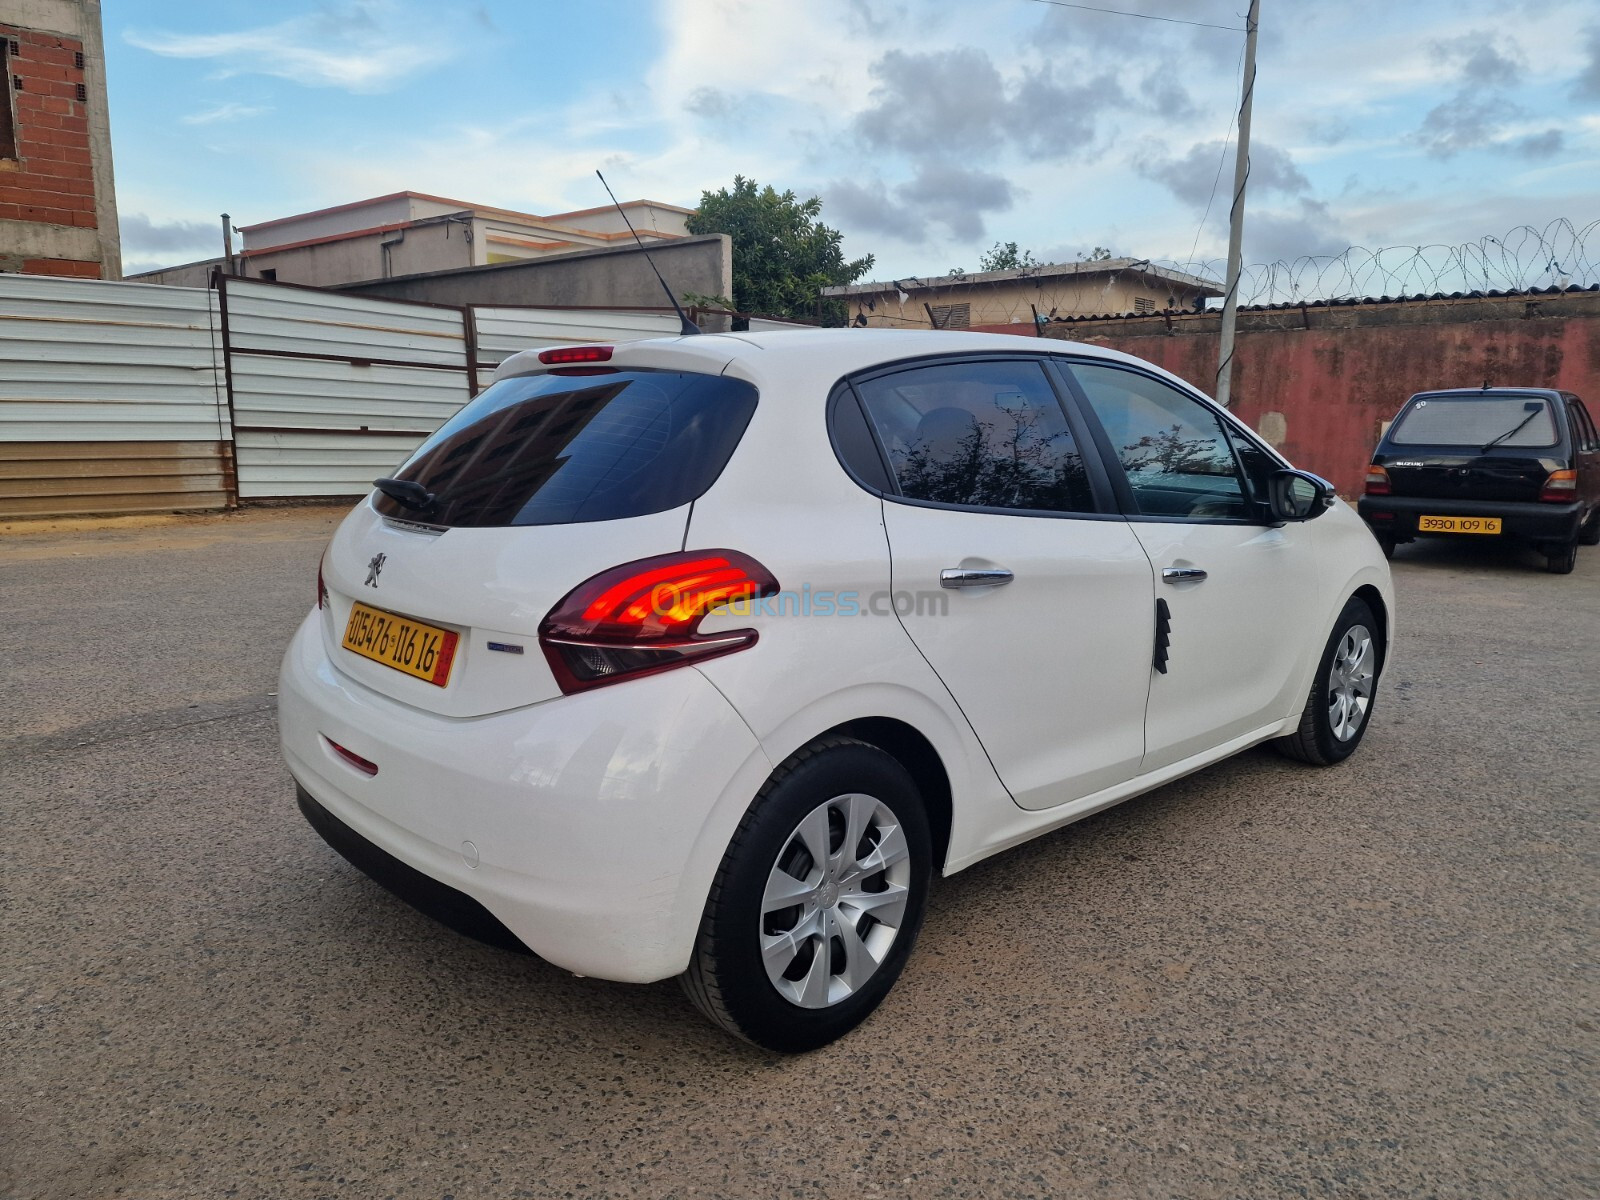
[686,176,874,324]
[978,241,1045,272]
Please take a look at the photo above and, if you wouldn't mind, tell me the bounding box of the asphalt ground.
[2,505,1596,1200]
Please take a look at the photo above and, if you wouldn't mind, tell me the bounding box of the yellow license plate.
[342,601,459,686]
[1418,515,1502,534]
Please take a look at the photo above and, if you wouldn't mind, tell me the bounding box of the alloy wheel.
[759,793,912,1009]
[1328,623,1375,742]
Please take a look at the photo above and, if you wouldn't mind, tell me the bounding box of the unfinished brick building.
[0,0,119,278]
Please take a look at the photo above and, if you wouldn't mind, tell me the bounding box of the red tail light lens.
[317,553,328,609]
[1364,465,1390,496]
[539,550,779,694]
[324,737,378,776]
[538,345,613,365]
[1539,469,1577,503]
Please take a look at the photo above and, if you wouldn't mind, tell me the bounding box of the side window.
[855,359,1095,514]
[1069,362,1253,520]
[1568,400,1597,452]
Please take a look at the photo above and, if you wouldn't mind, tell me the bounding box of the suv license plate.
[1419,515,1502,534]
[342,601,459,686]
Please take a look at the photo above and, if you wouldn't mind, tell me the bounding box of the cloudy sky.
[109,0,1599,287]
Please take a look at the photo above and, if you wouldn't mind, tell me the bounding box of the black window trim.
[827,350,1124,522]
[1052,356,1285,527]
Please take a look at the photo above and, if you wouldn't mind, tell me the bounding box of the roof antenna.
[595,169,701,336]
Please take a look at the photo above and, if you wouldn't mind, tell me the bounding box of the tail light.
[1364,465,1390,496]
[539,550,779,694]
[316,553,328,609]
[538,345,613,365]
[1539,469,1577,503]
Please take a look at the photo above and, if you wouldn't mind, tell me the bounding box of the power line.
[1026,0,1242,32]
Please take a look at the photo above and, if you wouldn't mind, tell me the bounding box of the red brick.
[69,208,97,228]
[21,64,71,83]
[0,202,21,220]
[28,162,93,187]
[23,257,100,277]
[39,96,75,116]
[28,46,80,68]
[18,203,74,225]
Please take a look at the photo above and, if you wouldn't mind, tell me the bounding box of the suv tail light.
[1364,465,1390,496]
[1539,469,1577,503]
[539,550,780,694]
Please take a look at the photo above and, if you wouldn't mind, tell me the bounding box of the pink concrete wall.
[1048,297,1600,496]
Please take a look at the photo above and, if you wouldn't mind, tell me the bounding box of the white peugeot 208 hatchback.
[279,329,1393,1052]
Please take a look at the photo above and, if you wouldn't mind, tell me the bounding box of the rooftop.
[821,257,1224,298]
[237,190,695,235]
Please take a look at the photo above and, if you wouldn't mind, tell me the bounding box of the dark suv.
[1359,388,1600,573]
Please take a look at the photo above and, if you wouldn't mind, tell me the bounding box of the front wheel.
[1274,597,1381,766]
[681,736,932,1052]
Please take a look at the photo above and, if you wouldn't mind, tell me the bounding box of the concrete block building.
[0,0,119,278]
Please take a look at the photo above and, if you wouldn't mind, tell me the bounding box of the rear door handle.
[1161,567,1208,584]
[940,567,1014,589]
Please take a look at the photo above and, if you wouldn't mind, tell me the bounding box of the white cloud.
[125,2,454,94]
[181,102,272,126]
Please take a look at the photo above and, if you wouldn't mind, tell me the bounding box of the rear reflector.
[325,737,378,776]
[539,550,779,694]
[538,345,613,365]
[1364,465,1390,496]
[1539,469,1577,503]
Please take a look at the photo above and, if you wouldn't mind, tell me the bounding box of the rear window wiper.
[1480,402,1545,453]
[373,477,435,512]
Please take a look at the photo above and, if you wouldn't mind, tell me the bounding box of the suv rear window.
[1388,395,1558,449]
[374,369,758,527]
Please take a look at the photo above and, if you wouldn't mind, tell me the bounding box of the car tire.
[1577,510,1600,547]
[681,736,932,1053]
[1544,539,1578,574]
[1374,534,1397,560]
[1273,596,1381,766]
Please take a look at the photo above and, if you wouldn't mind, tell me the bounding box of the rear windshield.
[374,369,758,527]
[1388,395,1558,448]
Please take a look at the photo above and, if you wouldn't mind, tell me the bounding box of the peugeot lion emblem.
[364,552,386,587]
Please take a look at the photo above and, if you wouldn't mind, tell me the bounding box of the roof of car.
[496,328,1184,397]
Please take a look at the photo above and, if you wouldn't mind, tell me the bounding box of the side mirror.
[1268,469,1334,523]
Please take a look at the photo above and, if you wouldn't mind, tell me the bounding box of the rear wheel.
[1544,539,1578,574]
[1274,597,1380,766]
[681,737,931,1052]
[1577,510,1600,547]
[1374,534,1397,560]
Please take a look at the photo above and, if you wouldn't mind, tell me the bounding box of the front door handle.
[1161,567,1208,584]
[940,567,1014,589]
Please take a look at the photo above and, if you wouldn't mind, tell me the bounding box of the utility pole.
[221,213,236,276]
[1215,0,1259,408]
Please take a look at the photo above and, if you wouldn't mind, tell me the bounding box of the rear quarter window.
[374,369,758,527]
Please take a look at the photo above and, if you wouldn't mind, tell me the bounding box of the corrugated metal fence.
[0,272,735,518]
[0,275,231,517]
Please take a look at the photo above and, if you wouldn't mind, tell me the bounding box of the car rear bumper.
[277,612,770,983]
[1358,495,1582,542]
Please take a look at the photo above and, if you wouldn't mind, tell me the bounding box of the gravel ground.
[2,505,1596,1200]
